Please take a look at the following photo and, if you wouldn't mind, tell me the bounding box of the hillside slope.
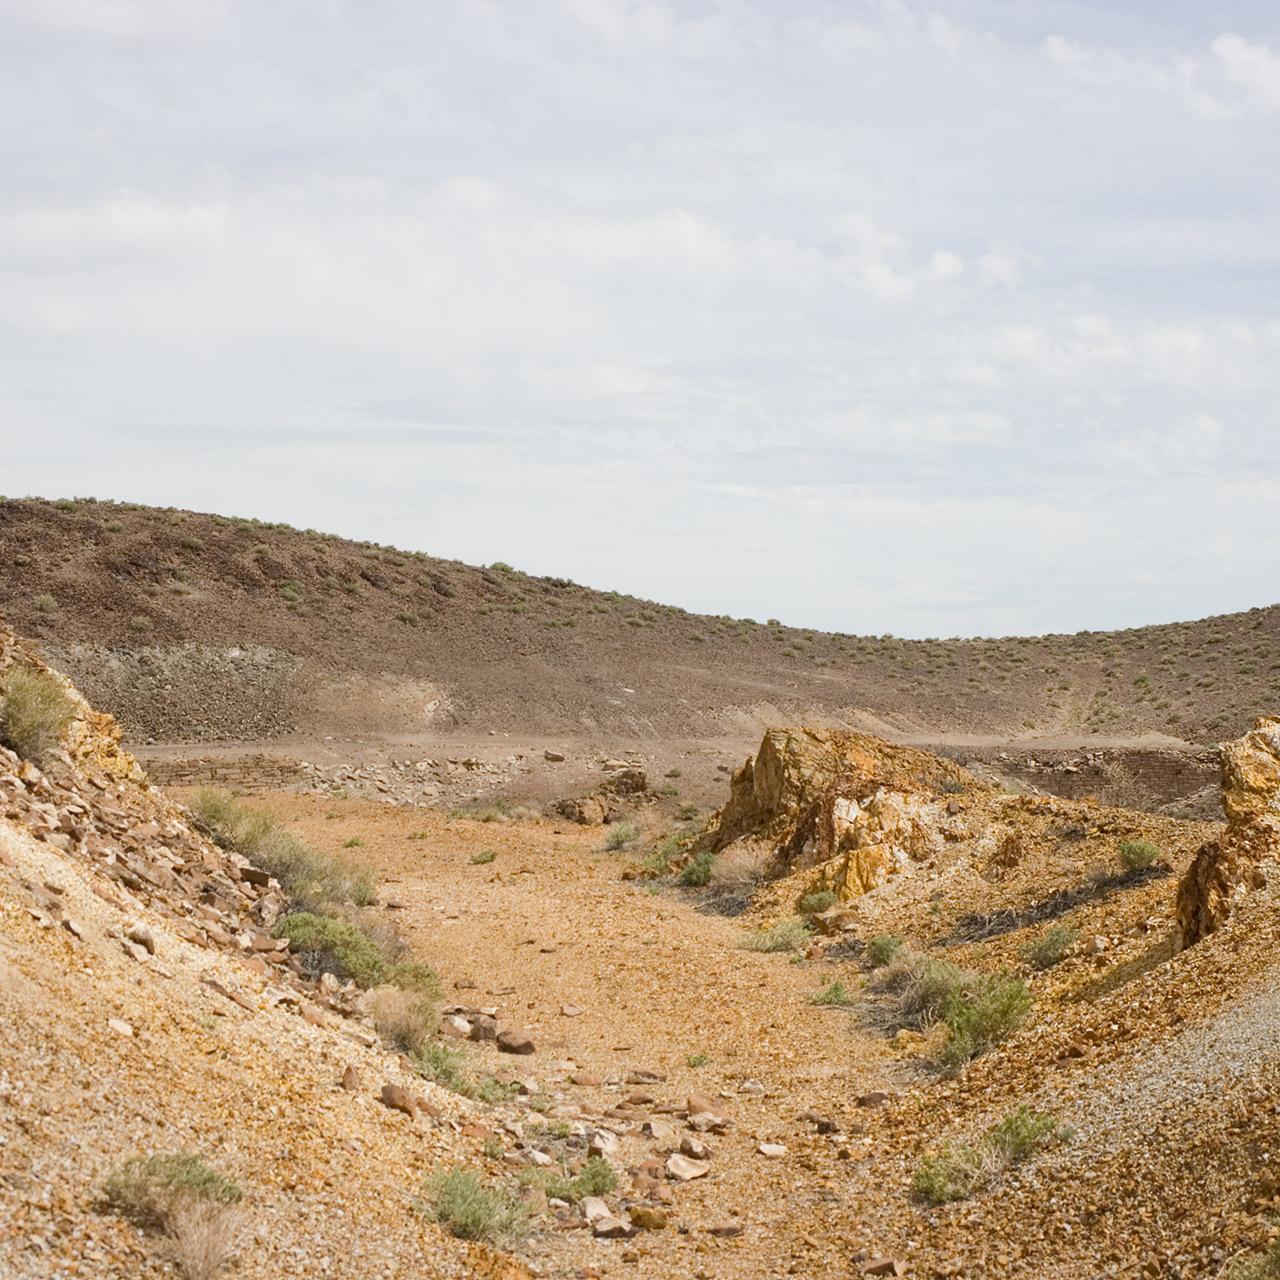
[3,496,1278,745]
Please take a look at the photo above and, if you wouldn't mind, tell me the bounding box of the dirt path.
[256,793,908,1278]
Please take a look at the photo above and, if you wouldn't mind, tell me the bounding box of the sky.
[1,1,1279,638]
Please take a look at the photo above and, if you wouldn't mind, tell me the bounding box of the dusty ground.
[239,789,1280,1279]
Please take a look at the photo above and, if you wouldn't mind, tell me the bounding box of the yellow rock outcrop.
[698,727,974,898]
[1176,716,1280,946]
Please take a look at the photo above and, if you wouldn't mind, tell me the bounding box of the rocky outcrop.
[1176,717,1280,946]
[696,727,976,899]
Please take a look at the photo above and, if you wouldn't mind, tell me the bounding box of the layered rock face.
[698,727,975,898]
[1176,717,1280,946]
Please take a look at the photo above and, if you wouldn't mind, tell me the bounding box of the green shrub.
[191,790,374,907]
[604,820,639,851]
[1117,839,1160,871]
[272,912,387,987]
[278,580,304,604]
[685,1051,710,1067]
[420,1167,526,1243]
[913,1106,1062,1204]
[0,666,76,762]
[520,1155,617,1204]
[740,918,811,953]
[797,889,837,916]
[677,849,715,886]
[940,972,1032,1066]
[414,1042,468,1092]
[1020,924,1078,971]
[809,980,852,1006]
[469,849,496,865]
[342,837,363,848]
[127,614,154,632]
[1226,1241,1280,1280]
[865,934,904,968]
[31,592,58,613]
[105,1153,242,1225]
[879,949,1031,1065]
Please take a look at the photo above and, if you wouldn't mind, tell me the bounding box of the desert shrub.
[369,986,437,1053]
[0,665,77,762]
[913,1106,1062,1204]
[940,972,1032,1066]
[865,934,904,968]
[686,1051,710,1067]
[1226,1242,1280,1280]
[642,831,685,876]
[414,1042,468,1092]
[797,889,837,916]
[878,949,1031,1065]
[53,497,76,510]
[165,1196,245,1280]
[420,1167,526,1243]
[128,614,155,632]
[105,1153,242,1226]
[677,849,715,886]
[1021,924,1078,971]
[32,592,58,614]
[278,580,304,604]
[469,849,496,865]
[809,980,852,1006]
[342,837,363,848]
[448,797,537,823]
[191,791,374,907]
[272,912,387,987]
[604,820,639,851]
[520,1155,616,1203]
[1117,839,1160,871]
[740,918,811,953]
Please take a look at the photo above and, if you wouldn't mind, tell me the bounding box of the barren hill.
[2,496,1278,748]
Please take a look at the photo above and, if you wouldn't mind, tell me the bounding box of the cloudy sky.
[2,1,1278,637]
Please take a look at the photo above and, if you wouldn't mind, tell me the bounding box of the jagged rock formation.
[697,727,976,897]
[1176,717,1280,946]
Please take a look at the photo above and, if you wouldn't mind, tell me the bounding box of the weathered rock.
[341,1065,361,1091]
[665,1153,710,1181]
[581,1196,611,1223]
[1177,717,1280,946]
[680,1135,711,1160]
[592,1214,636,1239]
[629,1206,668,1230]
[441,1014,472,1039]
[497,1028,536,1055]
[553,795,608,826]
[379,1083,417,1116]
[757,1142,786,1158]
[697,728,972,897]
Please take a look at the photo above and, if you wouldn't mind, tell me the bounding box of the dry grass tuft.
[0,664,77,762]
[166,1200,246,1280]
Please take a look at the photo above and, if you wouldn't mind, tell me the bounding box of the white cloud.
[1213,33,1280,110]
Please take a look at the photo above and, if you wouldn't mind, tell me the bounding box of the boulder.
[552,795,608,826]
[1177,718,1280,947]
[497,1028,537,1055]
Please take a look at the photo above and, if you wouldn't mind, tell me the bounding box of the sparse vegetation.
[31,592,58,613]
[809,980,852,1006]
[369,985,438,1053]
[1020,924,1079,970]
[877,948,1031,1065]
[520,1155,617,1204]
[271,912,388,987]
[0,665,77,762]
[469,848,497,865]
[105,1153,243,1226]
[866,934,904,968]
[686,1050,711,1067]
[913,1106,1064,1203]
[677,848,715,886]
[740,918,812,953]
[420,1166,526,1243]
[604,820,639,851]
[191,790,374,907]
[128,613,155,632]
[1225,1241,1280,1280]
[797,889,837,916]
[1117,839,1161,871]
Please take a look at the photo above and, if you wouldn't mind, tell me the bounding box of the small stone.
[629,1206,668,1230]
[593,1215,636,1239]
[498,1028,536,1055]
[665,1153,710,1182]
[856,1091,892,1108]
[860,1260,907,1277]
[127,922,156,954]
[441,1014,472,1040]
[706,1221,743,1237]
[757,1142,786,1158]
[680,1135,711,1160]
[561,1003,585,1017]
[572,1072,602,1087]
[341,1065,361,1092]
[107,1018,134,1037]
[589,1129,620,1158]
[379,1083,417,1116]
[738,1079,765,1096]
[581,1196,612,1223]
[468,1015,498,1042]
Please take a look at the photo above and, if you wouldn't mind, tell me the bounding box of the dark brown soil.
[3,496,1277,747]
